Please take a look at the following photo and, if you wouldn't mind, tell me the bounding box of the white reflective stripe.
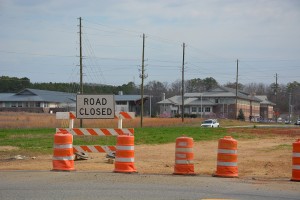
[292,165,300,170]
[176,154,186,159]
[175,148,193,152]
[53,156,74,161]
[293,153,300,157]
[117,146,134,150]
[115,157,134,162]
[217,161,237,167]
[54,144,73,149]
[218,149,237,154]
[175,160,194,164]
[178,142,187,147]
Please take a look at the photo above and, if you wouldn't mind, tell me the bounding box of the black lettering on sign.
[96,98,101,105]
[102,98,107,105]
[79,108,84,115]
[84,98,89,105]
[90,108,95,115]
[101,108,106,115]
[96,108,101,115]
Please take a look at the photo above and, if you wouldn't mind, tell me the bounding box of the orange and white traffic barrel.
[173,136,195,175]
[114,135,137,173]
[291,139,300,182]
[214,136,238,177]
[52,132,75,171]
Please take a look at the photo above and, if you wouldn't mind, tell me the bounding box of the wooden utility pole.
[275,73,278,122]
[140,33,146,127]
[289,92,292,122]
[79,17,83,128]
[181,43,185,122]
[235,59,239,119]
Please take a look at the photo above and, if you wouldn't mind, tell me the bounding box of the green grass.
[0,127,250,154]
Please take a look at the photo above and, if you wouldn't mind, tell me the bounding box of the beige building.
[157,86,274,121]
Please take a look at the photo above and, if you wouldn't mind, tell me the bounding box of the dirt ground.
[0,134,299,180]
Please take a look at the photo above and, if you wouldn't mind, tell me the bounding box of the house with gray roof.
[0,88,148,114]
[157,86,274,121]
[255,95,276,121]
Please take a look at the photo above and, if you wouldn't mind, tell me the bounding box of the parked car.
[201,119,220,128]
[285,120,292,124]
[295,119,300,125]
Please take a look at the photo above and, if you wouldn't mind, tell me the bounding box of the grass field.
[0,112,299,155]
[0,127,242,154]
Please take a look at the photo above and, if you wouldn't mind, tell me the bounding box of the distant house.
[157,86,275,121]
[0,88,148,115]
[255,95,276,121]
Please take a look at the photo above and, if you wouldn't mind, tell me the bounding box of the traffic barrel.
[114,135,137,173]
[291,139,300,182]
[173,136,195,175]
[214,136,238,177]
[52,132,75,171]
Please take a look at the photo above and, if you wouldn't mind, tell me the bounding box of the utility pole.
[181,43,185,122]
[79,17,83,128]
[235,59,239,119]
[140,33,146,127]
[275,73,278,123]
[289,92,292,122]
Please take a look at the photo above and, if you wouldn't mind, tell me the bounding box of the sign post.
[76,95,115,119]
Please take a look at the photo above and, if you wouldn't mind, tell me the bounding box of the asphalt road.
[0,171,299,200]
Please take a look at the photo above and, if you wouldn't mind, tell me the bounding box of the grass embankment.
[0,127,250,154]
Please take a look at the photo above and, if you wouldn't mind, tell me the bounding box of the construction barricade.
[214,136,238,178]
[52,131,75,171]
[57,127,134,156]
[54,111,135,171]
[114,135,137,173]
[291,139,300,182]
[173,136,195,175]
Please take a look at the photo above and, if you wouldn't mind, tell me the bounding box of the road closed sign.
[76,95,115,119]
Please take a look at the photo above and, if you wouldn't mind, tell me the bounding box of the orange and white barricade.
[114,135,137,173]
[52,131,75,171]
[214,136,238,178]
[115,111,135,129]
[291,139,300,182]
[57,128,134,136]
[173,136,195,175]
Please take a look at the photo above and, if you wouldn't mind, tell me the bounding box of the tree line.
[1,76,299,118]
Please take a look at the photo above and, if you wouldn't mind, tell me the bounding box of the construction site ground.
[0,133,299,181]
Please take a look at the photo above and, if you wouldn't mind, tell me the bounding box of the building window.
[11,102,16,107]
[215,99,219,103]
[17,102,22,107]
[116,101,127,105]
[205,107,211,112]
[35,102,41,107]
[191,107,197,113]
[198,107,203,112]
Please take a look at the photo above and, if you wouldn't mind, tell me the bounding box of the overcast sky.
[1,0,300,87]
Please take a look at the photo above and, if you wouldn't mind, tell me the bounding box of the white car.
[201,119,220,128]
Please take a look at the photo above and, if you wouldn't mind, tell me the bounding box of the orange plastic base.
[173,164,195,175]
[291,170,300,182]
[52,160,75,171]
[114,162,137,173]
[214,166,238,178]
